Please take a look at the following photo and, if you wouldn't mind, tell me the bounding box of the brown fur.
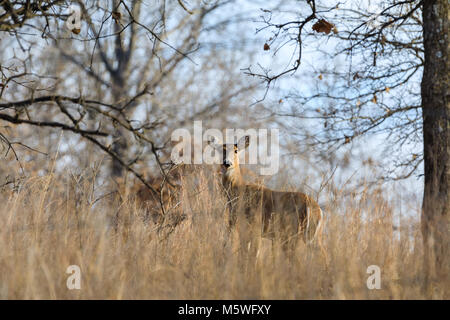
[222,175,324,247]
[215,138,324,250]
[132,175,180,224]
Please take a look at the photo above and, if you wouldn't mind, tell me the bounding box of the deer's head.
[207,135,250,181]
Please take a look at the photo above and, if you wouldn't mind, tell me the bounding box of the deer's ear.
[237,135,250,150]
[207,135,222,150]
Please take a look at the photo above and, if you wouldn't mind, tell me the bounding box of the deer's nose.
[223,160,232,168]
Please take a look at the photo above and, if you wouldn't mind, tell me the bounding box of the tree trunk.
[109,0,130,178]
[110,77,127,177]
[421,0,449,298]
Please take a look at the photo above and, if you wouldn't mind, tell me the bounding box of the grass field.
[0,166,443,299]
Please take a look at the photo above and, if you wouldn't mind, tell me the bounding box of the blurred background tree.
[0,0,262,191]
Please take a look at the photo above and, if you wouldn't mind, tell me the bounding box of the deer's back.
[230,184,322,240]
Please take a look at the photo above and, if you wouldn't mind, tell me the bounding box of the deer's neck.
[222,166,244,190]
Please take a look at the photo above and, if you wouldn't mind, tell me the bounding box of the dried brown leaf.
[112,11,121,23]
[372,95,377,104]
[312,19,335,34]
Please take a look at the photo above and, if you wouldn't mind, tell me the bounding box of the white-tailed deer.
[208,135,324,251]
[132,172,181,224]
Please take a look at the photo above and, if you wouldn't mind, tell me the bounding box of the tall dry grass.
[0,166,443,299]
